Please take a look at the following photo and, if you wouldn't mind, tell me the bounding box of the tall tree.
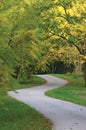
[30,0,86,84]
[0,0,52,84]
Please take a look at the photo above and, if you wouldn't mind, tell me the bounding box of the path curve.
[8,75,86,130]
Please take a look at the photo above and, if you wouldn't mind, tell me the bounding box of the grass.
[0,75,52,130]
[46,73,86,106]
[9,75,46,90]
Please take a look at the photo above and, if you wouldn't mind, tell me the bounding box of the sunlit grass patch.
[46,73,86,106]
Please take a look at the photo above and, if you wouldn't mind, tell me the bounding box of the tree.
[0,0,33,83]
[30,0,86,85]
[0,0,52,84]
[0,0,22,84]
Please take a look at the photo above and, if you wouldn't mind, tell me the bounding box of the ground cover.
[46,74,86,106]
[0,75,52,130]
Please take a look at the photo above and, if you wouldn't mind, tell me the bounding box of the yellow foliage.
[0,18,8,24]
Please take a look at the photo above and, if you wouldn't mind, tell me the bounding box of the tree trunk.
[82,62,86,85]
[0,73,3,82]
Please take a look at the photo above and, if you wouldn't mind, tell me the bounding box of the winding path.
[8,75,86,130]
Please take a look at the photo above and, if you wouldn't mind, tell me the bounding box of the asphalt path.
[8,75,86,130]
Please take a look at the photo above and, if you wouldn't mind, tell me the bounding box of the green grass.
[9,75,46,90]
[46,73,86,106]
[0,75,52,130]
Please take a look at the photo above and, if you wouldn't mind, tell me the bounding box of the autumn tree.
[30,0,86,84]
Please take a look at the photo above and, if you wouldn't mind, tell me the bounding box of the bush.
[0,64,9,87]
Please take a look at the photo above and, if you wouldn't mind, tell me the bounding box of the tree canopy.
[0,0,86,85]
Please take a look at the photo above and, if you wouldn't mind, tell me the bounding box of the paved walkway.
[8,75,86,130]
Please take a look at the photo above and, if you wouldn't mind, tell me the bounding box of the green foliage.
[0,62,9,86]
[0,0,25,84]
[30,0,86,83]
[0,0,16,11]
[0,0,52,85]
[56,0,76,9]
[0,0,86,85]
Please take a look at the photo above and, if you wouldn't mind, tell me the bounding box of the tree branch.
[72,43,83,54]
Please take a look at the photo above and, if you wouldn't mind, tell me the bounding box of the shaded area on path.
[8,75,86,130]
